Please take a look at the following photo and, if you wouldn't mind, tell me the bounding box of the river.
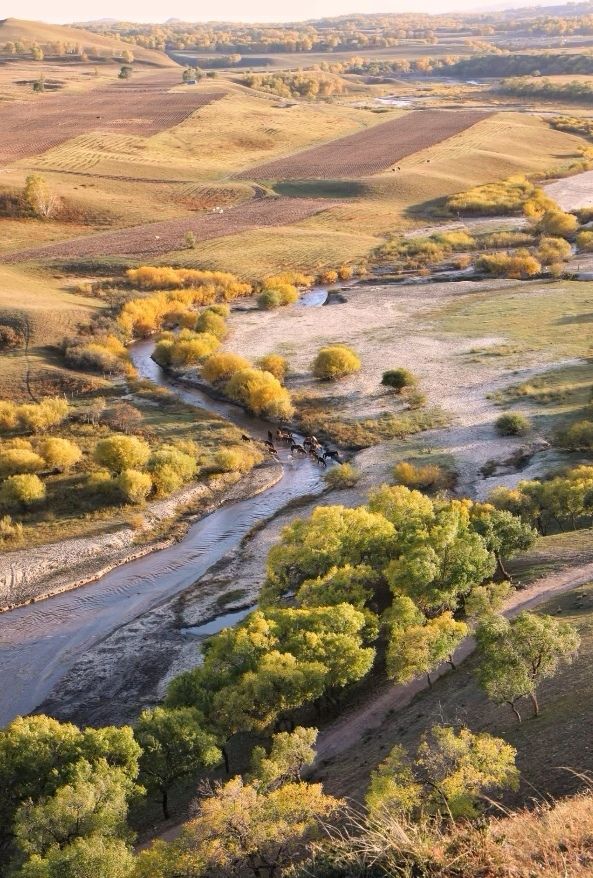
[0,340,326,727]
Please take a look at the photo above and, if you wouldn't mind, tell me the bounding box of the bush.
[116,468,153,504]
[152,337,175,367]
[319,269,339,284]
[257,288,281,310]
[0,324,24,350]
[577,230,593,252]
[495,412,531,436]
[381,368,418,392]
[148,447,197,497]
[205,303,231,318]
[0,402,18,432]
[324,463,360,489]
[94,435,150,473]
[477,250,541,279]
[0,514,23,545]
[38,438,82,472]
[393,461,451,492]
[537,236,572,265]
[0,473,46,508]
[447,176,536,216]
[312,345,361,381]
[225,368,294,418]
[0,448,45,478]
[202,352,251,383]
[558,419,593,450]
[258,354,288,383]
[211,446,263,473]
[18,397,69,433]
[337,264,352,280]
[194,310,228,339]
[170,332,220,366]
[537,209,578,239]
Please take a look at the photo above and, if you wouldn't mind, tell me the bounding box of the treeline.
[443,52,593,79]
[498,76,593,103]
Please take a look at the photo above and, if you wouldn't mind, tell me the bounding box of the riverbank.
[0,463,282,612]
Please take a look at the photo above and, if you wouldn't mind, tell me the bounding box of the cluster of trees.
[551,115,593,141]
[446,176,541,216]
[240,71,346,99]
[444,52,593,80]
[0,38,134,62]
[490,464,593,533]
[63,333,133,377]
[499,76,593,103]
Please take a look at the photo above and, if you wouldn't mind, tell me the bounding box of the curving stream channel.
[0,338,327,727]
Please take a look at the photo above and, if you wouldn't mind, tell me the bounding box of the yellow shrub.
[202,352,251,383]
[312,345,361,380]
[225,368,294,418]
[212,445,263,473]
[169,332,220,366]
[258,354,288,383]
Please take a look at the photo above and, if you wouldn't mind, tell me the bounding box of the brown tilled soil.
[0,197,337,262]
[0,76,224,165]
[236,109,490,180]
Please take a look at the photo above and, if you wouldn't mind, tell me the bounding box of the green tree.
[18,836,135,878]
[470,503,537,578]
[366,725,518,820]
[94,436,150,474]
[386,611,468,684]
[248,727,318,789]
[476,611,580,721]
[135,707,221,819]
[381,368,418,391]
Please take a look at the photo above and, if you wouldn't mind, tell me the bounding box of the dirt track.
[235,109,490,180]
[0,197,337,262]
[0,76,224,165]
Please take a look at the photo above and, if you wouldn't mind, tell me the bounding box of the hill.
[0,18,175,67]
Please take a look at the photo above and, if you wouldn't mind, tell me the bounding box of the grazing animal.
[324,450,340,462]
[268,430,274,443]
[241,434,252,442]
[264,439,276,452]
[291,443,307,455]
[276,429,293,443]
[314,453,327,467]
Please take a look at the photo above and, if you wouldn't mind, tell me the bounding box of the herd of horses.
[241,429,340,467]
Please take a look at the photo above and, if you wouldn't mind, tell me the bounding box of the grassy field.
[317,533,593,807]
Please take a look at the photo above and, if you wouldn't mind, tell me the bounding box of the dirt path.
[315,560,593,763]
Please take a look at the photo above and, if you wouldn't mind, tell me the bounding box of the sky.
[1,0,564,24]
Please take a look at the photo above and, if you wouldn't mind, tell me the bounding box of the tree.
[155,776,340,878]
[194,310,227,339]
[136,707,221,819]
[202,352,251,383]
[39,438,82,472]
[119,65,132,79]
[386,611,468,684]
[323,463,360,489]
[14,759,137,858]
[94,436,150,474]
[19,838,135,878]
[366,725,518,820]
[248,727,318,789]
[23,174,59,219]
[537,208,578,239]
[476,612,580,721]
[147,446,197,497]
[469,504,537,578]
[258,354,288,382]
[0,447,45,478]
[103,403,143,435]
[18,398,69,432]
[0,473,46,509]
[312,345,361,380]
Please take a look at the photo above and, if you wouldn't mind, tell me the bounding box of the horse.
[264,439,276,452]
[267,430,274,443]
[241,434,252,442]
[291,443,307,455]
[313,452,327,467]
[323,449,340,462]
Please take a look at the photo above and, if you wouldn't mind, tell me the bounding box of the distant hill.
[0,18,175,67]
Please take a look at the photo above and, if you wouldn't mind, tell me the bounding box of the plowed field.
[0,197,337,262]
[236,109,490,180]
[0,83,224,165]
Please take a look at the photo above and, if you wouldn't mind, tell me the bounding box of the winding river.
[0,340,326,727]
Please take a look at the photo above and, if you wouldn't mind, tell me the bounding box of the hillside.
[0,18,175,66]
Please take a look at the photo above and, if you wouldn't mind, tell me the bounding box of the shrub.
[38,438,82,472]
[577,230,593,252]
[477,250,541,279]
[337,264,352,280]
[258,354,288,382]
[116,468,153,504]
[152,337,175,367]
[148,446,197,495]
[225,368,294,418]
[381,368,418,392]
[64,341,125,374]
[393,461,451,492]
[103,403,143,434]
[0,448,45,479]
[211,446,263,473]
[495,412,531,436]
[170,332,220,366]
[558,419,593,450]
[447,176,536,216]
[537,236,572,265]
[0,402,18,432]
[0,473,46,508]
[319,269,339,284]
[148,463,183,496]
[194,310,228,339]
[0,514,23,545]
[94,435,150,473]
[257,288,282,310]
[18,397,69,433]
[202,352,251,383]
[205,303,231,318]
[537,209,578,239]
[0,324,24,350]
[312,345,361,381]
[324,463,360,489]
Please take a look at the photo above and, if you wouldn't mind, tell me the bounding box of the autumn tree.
[366,725,518,820]
[0,473,46,509]
[94,435,150,474]
[39,438,82,472]
[18,836,135,878]
[386,609,468,685]
[476,611,580,721]
[23,174,59,219]
[248,726,318,789]
[135,707,220,819]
